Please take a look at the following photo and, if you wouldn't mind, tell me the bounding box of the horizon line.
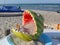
[0,3,60,5]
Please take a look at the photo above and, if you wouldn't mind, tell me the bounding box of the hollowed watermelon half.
[12,10,44,41]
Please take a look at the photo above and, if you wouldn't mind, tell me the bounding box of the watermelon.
[12,10,44,41]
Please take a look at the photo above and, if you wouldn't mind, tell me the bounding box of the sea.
[19,4,60,12]
[0,4,60,12]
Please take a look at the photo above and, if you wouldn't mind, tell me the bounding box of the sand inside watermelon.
[22,11,37,35]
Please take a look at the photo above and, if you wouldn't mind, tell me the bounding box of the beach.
[33,10,60,29]
[33,10,60,24]
[0,10,60,45]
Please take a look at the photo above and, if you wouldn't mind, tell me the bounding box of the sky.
[0,0,60,4]
[20,0,60,4]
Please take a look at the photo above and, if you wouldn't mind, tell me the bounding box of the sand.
[33,10,60,24]
[0,10,60,45]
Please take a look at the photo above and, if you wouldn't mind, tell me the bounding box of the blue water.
[19,4,60,12]
[0,4,60,12]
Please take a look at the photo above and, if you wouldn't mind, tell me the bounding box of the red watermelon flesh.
[23,11,34,25]
[22,11,37,35]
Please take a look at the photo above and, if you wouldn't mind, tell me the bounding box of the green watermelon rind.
[27,10,44,40]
